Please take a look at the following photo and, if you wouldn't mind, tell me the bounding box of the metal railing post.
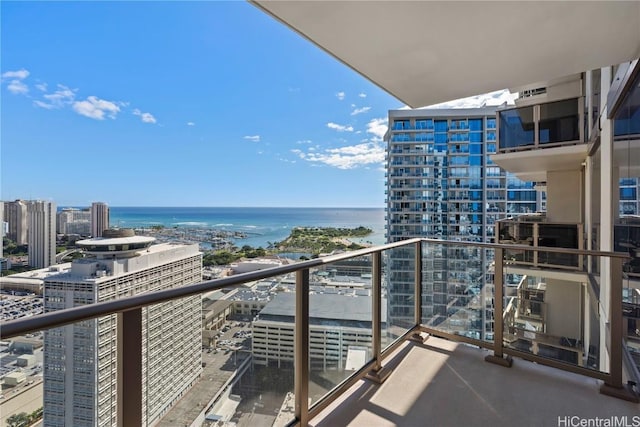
[410,241,426,342]
[295,269,310,426]
[601,257,637,401]
[366,251,391,383]
[117,308,143,427]
[486,247,512,367]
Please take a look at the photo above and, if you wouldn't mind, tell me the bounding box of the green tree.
[7,412,30,427]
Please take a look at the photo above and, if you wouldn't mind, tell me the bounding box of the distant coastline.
[100,206,386,248]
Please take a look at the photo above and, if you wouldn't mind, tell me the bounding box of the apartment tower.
[90,202,109,237]
[27,200,56,269]
[385,107,537,336]
[43,229,203,426]
[4,199,29,245]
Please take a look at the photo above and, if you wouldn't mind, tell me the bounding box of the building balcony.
[497,216,583,271]
[1,239,637,426]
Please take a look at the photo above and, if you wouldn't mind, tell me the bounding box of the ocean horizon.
[95,206,386,248]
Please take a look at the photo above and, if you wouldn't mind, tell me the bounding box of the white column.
[599,66,613,371]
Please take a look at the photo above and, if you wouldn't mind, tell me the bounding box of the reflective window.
[434,120,448,132]
[470,132,483,143]
[539,98,580,144]
[614,77,640,137]
[499,107,534,149]
[487,118,497,129]
[469,118,483,131]
[620,187,637,200]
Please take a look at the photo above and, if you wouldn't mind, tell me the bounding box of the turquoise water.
[107,207,386,248]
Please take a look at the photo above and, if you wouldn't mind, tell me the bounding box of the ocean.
[108,207,386,248]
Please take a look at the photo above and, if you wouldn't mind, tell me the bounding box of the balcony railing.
[0,239,636,426]
[497,97,585,153]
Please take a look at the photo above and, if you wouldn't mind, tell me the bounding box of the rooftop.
[259,292,386,323]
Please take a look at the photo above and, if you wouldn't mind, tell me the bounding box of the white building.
[28,201,56,269]
[90,202,109,238]
[4,199,29,245]
[43,229,203,427]
[252,293,386,370]
[57,207,91,235]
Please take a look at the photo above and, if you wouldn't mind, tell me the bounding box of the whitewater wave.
[215,223,233,227]
[173,221,208,226]
[243,225,258,229]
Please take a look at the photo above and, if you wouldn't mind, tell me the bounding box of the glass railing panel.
[384,245,415,350]
[498,106,535,150]
[216,273,295,427]
[501,254,605,373]
[421,241,485,341]
[307,255,374,407]
[538,98,580,144]
[537,223,582,269]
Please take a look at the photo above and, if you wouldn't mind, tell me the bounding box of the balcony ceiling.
[251,1,640,108]
[491,144,589,182]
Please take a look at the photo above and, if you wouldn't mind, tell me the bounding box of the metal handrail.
[0,238,627,340]
[1,236,634,425]
[0,238,421,339]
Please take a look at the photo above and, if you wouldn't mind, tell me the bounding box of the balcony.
[1,239,637,426]
[497,216,583,271]
[492,97,588,182]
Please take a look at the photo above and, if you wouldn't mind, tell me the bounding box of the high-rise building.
[27,200,56,269]
[4,199,29,245]
[43,229,203,427]
[57,207,91,235]
[385,107,538,334]
[91,202,109,237]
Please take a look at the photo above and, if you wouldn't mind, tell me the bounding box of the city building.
[27,201,56,269]
[4,200,29,245]
[0,263,70,296]
[252,293,385,370]
[385,107,538,334]
[43,229,203,427]
[57,207,91,236]
[90,202,109,238]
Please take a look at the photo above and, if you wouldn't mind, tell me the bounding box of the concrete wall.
[545,278,582,339]
[546,170,583,223]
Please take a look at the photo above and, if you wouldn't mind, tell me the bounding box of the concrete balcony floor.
[310,336,639,427]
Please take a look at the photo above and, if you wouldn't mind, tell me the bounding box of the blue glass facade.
[385,108,539,335]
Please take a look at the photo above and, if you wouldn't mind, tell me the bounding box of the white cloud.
[187,122,195,126]
[244,135,261,142]
[34,84,76,109]
[72,96,121,120]
[327,122,354,132]
[351,106,371,116]
[2,69,29,80]
[366,117,388,140]
[296,139,312,144]
[292,142,385,170]
[7,80,28,94]
[336,91,345,101]
[133,108,157,124]
[358,93,367,98]
[424,89,517,109]
[35,83,48,92]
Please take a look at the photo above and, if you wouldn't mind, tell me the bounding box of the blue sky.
[1,1,512,208]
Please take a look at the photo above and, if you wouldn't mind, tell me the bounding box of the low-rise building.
[252,293,386,370]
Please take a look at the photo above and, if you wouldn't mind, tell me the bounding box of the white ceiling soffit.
[251,1,640,108]
[491,144,589,182]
